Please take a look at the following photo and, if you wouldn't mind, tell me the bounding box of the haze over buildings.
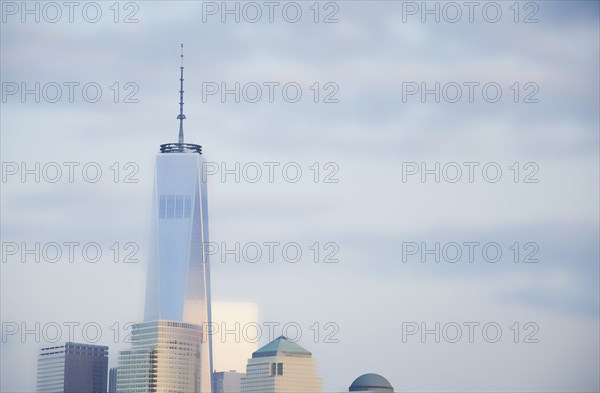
[211,301,259,373]
[1,2,598,392]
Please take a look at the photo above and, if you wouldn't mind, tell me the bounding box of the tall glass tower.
[117,45,213,393]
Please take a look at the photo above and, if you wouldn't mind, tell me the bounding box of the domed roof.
[349,373,394,392]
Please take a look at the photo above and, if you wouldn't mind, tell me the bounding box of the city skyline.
[2,1,599,392]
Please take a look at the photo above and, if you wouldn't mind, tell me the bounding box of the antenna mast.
[160,44,202,154]
[177,43,186,144]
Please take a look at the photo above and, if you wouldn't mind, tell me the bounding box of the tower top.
[160,44,202,154]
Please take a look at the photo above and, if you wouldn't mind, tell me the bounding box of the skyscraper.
[37,342,108,393]
[117,321,203,392]
[240,336,322,393]
[117,45,213,393]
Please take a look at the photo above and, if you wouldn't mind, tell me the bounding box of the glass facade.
[117,150,213,392]
[144,152,212,330]
[37,342,108,393]
[116,321,203,393]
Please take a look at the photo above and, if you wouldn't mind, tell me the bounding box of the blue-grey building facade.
[37,342,108,393]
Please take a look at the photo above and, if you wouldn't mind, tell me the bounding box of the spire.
[177,43,186,144]
[160,44,201,154]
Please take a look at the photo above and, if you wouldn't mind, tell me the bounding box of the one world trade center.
[117,45,213,393]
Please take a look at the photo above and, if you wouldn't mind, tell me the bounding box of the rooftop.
[349,373,394,392]
[252,336,312,358]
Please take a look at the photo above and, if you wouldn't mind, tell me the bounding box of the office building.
[37,342,108,393]
[116,321,203,392]
[240,336,322,393]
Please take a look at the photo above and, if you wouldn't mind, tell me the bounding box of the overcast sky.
[1,1,599,392]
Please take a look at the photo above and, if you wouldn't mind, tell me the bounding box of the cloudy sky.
[1,1,599,392]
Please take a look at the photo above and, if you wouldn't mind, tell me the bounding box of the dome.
[349,373,394,392]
